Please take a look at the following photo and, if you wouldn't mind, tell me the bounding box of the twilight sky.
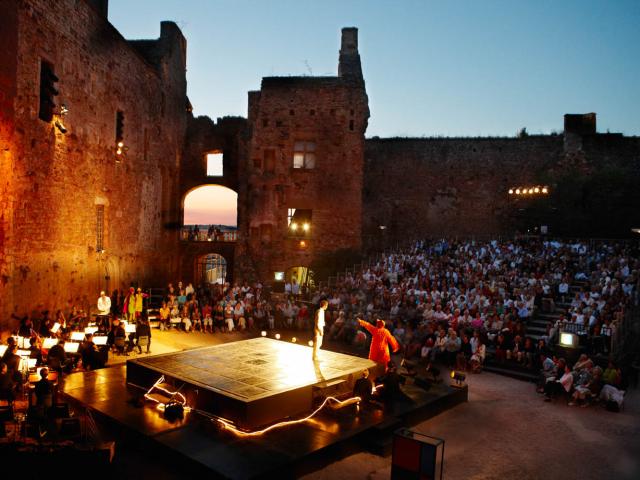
[109,0,640,138]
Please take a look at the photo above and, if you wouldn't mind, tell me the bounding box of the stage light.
[308,340,314,347]
[291,337,297,343]
[515,188,521,195]
[55,119,67,134]
[261,331,267,337]
[299,240,306,248]
[290,222,298,231]
[542,186,549,194]
[528,188,534,194]
[508,189,514,194]
[559,332,578,348]
[450,370,466,387]
[302,223,310,232]
[275,333,281,340]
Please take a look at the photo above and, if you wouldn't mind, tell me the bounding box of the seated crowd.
[307,237,637,377]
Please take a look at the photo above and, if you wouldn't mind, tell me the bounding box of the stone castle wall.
[0,0,187,327]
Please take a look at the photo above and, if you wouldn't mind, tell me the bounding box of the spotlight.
[299,240,306,248]
[55,120,67,134]
[515,188,521,195]
[534,187,540,193]
[302,223,310,232]
[508,189,514,195]
[528,188,534,194]
[290,222,298,231]
[275,333,281,340]
[450,370,466,387]
[291,337,297,343]
[308,340,314,347]
[261,331,267,337]
[117,141,124,148]
[542,187,549,194]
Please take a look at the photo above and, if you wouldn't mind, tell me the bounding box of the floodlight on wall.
[291,337,297,343]
[290,222,298,231]
[275,333,281,340]
[54,104,69,134]
[261,331,267,337]
[302,223,310,232]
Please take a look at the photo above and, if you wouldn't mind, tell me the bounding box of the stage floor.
[62,362,468,479]
[128,337,376,402]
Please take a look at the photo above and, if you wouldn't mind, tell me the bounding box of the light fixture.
[542,187,549,194]
[508,189,514,194]
[302,223,310,232]
[299,240,306,248]
[515,188,521,195]
[261,331,267,337]
[291,337,297,343]
[275,333,281,340]
[559,332,578,348]
[55,119,67,134]
[290,222,298,231]
[528,188,534,194]
[450,370,466,387]
[308,340,314,347]
[379,225,387,230]
[54,104,68,133]
[534,187,540,193]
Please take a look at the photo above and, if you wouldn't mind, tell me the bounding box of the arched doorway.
[197,254,228,285]
[286,266,314,290]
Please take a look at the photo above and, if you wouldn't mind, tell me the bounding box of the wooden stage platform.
[61,338,468,479]
[126,337,377,429]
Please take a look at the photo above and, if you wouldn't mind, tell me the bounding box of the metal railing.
[180,227,238,242]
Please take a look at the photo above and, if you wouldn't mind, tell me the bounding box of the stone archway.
[196,253,228,285]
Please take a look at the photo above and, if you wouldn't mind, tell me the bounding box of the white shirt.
[97,295,111,315]
[316,308,325,331]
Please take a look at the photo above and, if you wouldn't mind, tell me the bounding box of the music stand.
[17,349,31,357]
[93,336,108,346]
[84,326,98,334]
[0,345,6,356]
[50,322,61,334]
[63,342,80,354]
[26,358,37,370]
[42,338,59,349]
[125,324,137,334]
[70,331,85,342]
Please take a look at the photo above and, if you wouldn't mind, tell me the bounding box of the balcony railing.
[181,226,238,242]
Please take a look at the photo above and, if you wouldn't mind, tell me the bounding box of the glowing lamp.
[261,331,267,337]
[534,187,540,193]
[302,223,310,232]
[508,189,514,194]
[290,223,298,231]
[117,141,124,148]
[559,332,578,348]
[529,188,534,194]
[308,340,314,347]
[299,240,306,248]
[542,187,549,194]
[515,189,521,195]
[291,337,297,343]
[275,333,281,340]
[450,370,466,387]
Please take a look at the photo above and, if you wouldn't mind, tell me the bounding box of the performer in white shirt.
[97,290,112,327]
[312,299,328,360]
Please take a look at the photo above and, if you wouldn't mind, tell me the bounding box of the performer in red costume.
[357,318,400,369]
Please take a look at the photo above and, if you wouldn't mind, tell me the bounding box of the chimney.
[338,27,363,82]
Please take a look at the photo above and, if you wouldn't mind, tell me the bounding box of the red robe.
[358,319,400,365]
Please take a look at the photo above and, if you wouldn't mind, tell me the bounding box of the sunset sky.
[183,185,238,226]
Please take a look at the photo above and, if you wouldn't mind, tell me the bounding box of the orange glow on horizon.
[184,185,238,226]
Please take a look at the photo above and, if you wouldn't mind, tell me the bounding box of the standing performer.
[357,317,400,370]
[312,300,329,360]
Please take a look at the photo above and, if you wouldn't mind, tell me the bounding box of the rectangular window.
[39,61,58,122]
[96,205,105,252]
[293,141,316,169]
[206,152,223,176]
